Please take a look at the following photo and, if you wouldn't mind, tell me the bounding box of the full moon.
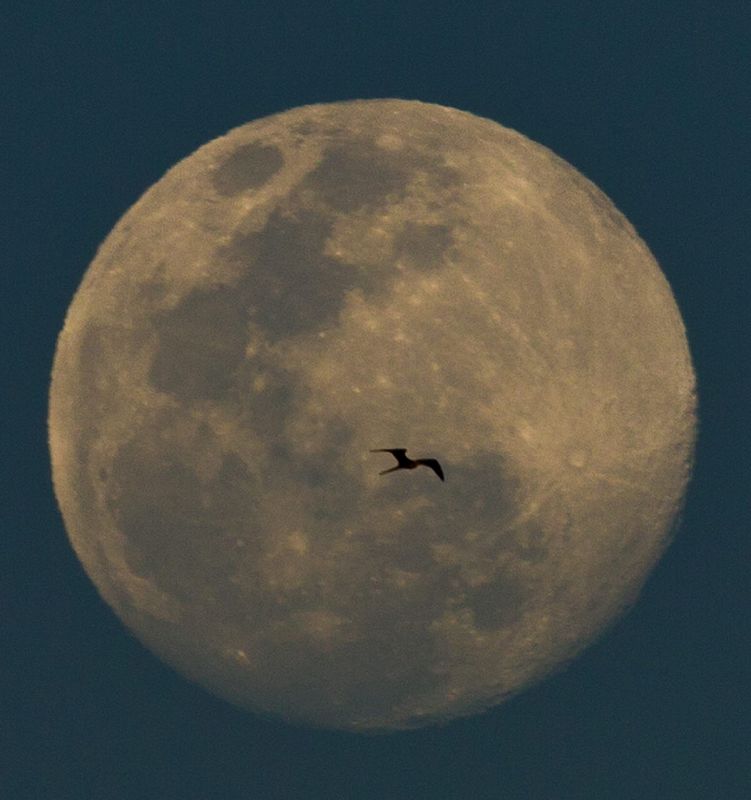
[49,100,696,731]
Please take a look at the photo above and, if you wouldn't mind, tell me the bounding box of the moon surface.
[49,99,696,731]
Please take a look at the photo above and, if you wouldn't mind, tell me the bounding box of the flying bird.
[370,448,445,481]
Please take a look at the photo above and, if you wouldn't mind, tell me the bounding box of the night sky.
[5,4,749,799]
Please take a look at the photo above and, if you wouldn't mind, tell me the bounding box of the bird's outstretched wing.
[378,465,403,476]
[370,448,407,456]
[416,458,445,481]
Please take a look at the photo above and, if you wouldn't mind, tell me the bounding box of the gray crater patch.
[304,140,412,213]
[240,357,301,451]
[464,571,528,630]
[108,429,261,602]
[393,221,455,271]
[221,205,367,342]
[212,141,285,196]
[147,196,372,404]
[148,286,249,401]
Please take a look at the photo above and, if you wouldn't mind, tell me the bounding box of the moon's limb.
[49,100,696,730]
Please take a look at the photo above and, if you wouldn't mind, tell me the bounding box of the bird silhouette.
[370,448,445,481]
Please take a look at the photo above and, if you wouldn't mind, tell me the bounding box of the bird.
[370,448,445,481]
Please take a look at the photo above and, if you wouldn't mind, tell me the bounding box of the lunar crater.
[212,141,285,196]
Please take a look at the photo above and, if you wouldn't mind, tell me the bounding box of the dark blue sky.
[4,3,749,798]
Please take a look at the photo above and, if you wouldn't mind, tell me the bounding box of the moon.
[49,99,696,731]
